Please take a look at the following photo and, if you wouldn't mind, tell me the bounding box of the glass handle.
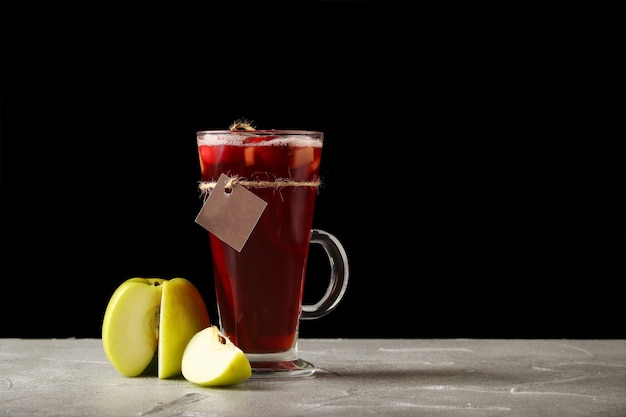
[301,229,350,320]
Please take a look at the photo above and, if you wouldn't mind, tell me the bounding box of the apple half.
[102,277,211,379]
[182,325,252,386]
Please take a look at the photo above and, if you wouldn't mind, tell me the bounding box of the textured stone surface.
[1,338,625,416]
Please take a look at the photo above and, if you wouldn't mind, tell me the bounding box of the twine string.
[229,119,256,131]
[199,176,321,193]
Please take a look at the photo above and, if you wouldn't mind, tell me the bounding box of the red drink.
[197,131,323,354]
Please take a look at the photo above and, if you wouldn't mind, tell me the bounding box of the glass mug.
[196,129,349,378]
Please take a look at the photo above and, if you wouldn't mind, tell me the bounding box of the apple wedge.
[102,277,211,378]
[182,325,252,386]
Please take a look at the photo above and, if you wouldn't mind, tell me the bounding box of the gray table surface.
[1,338,625,417]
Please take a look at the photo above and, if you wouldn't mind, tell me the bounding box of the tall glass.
[196,129,349,378]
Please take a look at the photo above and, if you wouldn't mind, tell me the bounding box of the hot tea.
[196,129,348,378]
[198,132,322,353]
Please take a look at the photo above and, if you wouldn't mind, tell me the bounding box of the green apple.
[182,325,252,386]
[102,277,211,379]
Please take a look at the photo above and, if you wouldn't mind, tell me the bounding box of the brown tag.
[195,173,267,252]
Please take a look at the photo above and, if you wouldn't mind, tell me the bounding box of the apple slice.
[158,278,212,379]
[244,146,255,166]
[289,147,314,169]
[102,277,163,377]
[102,277,211,378]
[182,325,252,386]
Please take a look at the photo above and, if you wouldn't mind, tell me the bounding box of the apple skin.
[182,325,252,386]
[158,278,212,379]
[102,277,211,378]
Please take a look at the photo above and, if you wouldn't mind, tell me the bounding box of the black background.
[1,2,624,339]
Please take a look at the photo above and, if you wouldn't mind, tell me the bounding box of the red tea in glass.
[196,130,348,378]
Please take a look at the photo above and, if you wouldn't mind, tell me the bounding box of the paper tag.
[195,173,267,252]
